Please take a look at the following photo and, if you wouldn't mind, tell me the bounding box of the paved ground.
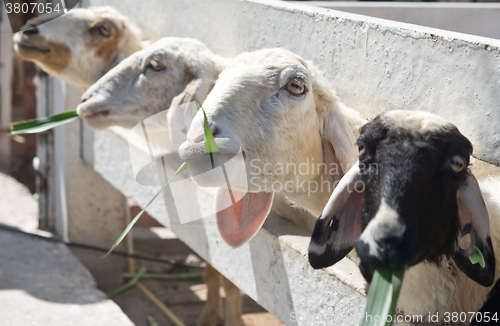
[0,172,133,326]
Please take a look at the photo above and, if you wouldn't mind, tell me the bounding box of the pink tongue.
[215,189,274,248]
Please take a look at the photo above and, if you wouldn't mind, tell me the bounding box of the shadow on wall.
[247,213,316,325]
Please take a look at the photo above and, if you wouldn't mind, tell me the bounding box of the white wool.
[383,110,453,135]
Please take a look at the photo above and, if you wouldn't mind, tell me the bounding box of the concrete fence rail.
[46,0,500,325]
[302,1,500,40]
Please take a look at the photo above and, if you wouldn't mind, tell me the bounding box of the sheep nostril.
[80,93,92,104]
[22,27,39,35]
[210,124,219,137]
[187,122,219,144]
[375,235,401,253]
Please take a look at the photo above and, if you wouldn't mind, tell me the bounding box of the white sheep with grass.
[309,110,500,324]
[171,47,370,325]
[13,6,144,91]
[180,47,366,247]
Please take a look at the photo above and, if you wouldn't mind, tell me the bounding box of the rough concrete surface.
[302,2,500,40]
[0,172,133,326]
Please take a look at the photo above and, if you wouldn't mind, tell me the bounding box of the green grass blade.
[388,268,404,324]
[362,267,405,326]
[201,108,218,154]
[191,101,199,118]
[10,111,80,135]
[106,267,146,299]
[191,98,218,153]
[191,106,198,118]
[102,162,189,258]
[193,98,202,113]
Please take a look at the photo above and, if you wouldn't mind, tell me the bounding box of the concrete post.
[0,8,13,173]
[63,85,129,291]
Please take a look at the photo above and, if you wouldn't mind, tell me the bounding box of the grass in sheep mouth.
[9,110,80,135]
[362,267,405,326]
[362,241,485,325]
[201,107,218,155]
[105,103,219,257]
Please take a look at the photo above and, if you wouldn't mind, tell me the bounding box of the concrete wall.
[85,0,500,165]
[300,2,500,40]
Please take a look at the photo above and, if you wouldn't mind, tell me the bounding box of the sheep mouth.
[79,108,110,118]
[16,42,50,54]
[179,139,248,189]
[355,235,419,283]
[179,138,243,161]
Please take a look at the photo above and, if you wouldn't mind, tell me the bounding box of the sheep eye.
[149,59,165,71]
[286,78,305,96]
[450,155,466,173]
[99,24,111,37]
[358,143,366,156]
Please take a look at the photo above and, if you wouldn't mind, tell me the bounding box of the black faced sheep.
[309,110,500,323]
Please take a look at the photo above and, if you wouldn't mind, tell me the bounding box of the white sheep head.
[180,48,358,247]
[76,37,228,134]
[13,6,143,90]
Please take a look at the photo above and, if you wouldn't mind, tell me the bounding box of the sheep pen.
[6,0,500,325]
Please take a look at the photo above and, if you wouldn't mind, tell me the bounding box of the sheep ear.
[321,106,358,188]
[167,78,211,147]
[308,163,364,269]
[453,172,495,287]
